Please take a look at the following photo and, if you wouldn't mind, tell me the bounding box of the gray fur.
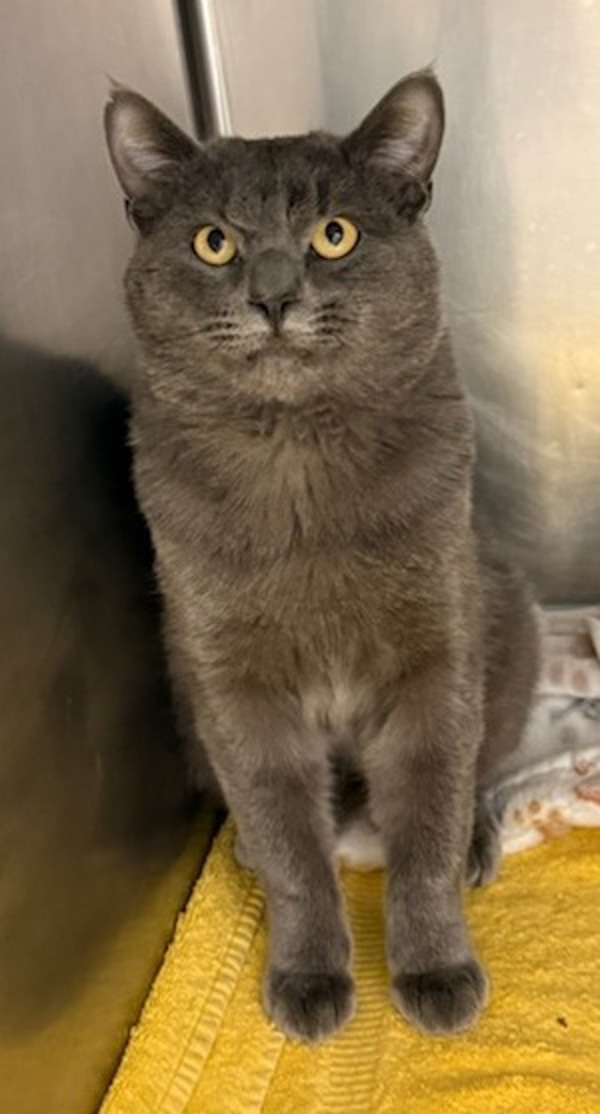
[105,71,539,1042]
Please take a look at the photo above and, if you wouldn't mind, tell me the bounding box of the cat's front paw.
[392,959,488,1034]
[264,966,355,1042]
[233,833,255,871]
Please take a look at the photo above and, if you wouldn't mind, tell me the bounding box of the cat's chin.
[238,339,322,400]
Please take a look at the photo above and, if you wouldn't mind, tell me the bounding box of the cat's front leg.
[192,687,355,1043]
[365,660,488,1034]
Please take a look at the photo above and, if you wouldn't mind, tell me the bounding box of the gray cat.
[105,70,538,1043]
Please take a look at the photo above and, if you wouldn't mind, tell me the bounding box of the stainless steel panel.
[191,0,600,603]
[0,0,193,383]
[0,5,207,1112]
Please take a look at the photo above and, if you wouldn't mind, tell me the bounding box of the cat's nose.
[248,295,297,332]
[247,249,301,333]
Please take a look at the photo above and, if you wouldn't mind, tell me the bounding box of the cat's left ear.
[104,86,198,223]
[345,70,444,186]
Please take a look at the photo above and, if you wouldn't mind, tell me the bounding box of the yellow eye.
[192,225,237,266]
[310,217,359,260]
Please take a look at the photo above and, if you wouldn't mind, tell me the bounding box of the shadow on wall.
[430,2,551,597]
[0,334,196,1038]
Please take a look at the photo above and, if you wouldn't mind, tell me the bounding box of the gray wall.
[205,0,600,602]
[0,0,193,383]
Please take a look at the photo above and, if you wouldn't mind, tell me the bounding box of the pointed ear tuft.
[104,88,198,206]
[345,70,444,185]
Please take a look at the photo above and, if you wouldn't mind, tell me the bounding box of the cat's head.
[105,71,444,407]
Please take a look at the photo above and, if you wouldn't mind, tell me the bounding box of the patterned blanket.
[493,606,600,852]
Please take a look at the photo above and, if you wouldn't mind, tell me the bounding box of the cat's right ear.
[104,86,198,226]
[344,70,444,187]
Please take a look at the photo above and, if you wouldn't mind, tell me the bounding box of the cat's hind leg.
[466,795,502,887]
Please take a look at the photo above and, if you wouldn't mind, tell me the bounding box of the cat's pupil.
[208,227,225,253]
[325,221,344,246]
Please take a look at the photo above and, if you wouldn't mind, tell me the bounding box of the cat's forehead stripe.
[213,134,339,183]
[208,139,340,231]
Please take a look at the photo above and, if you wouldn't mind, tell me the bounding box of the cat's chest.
[134,406,385,563]
[136,419,442,723]
[163,540,411,736]
[299,667,389,746]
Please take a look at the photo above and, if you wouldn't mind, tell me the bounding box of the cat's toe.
[264,967,355,1043]
[233,833,255,871]
[392,959,488,1034]
[466,806,501,887]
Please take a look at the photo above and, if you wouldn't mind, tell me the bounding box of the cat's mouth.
[248,331,311,355]
[244,334,316,366]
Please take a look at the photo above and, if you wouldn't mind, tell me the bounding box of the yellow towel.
[102,823,600,1114]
